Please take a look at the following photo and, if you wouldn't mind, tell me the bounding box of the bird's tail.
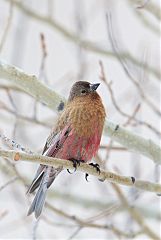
[27,166,62,218]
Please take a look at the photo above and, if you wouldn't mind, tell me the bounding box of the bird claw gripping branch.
[85,163,101,182]
[67,159,84,174]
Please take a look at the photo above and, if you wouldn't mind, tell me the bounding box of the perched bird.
[27,81,106,218]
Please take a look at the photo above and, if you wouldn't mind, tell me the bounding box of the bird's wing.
[27,125,71,194]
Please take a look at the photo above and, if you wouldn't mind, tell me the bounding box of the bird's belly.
[55,131,101,162]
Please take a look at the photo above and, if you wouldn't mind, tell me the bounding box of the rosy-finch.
[27,81,106,218]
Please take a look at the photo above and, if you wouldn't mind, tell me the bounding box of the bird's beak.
[90,83,100,91]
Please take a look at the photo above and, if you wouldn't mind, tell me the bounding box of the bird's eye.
[81,89,86,94]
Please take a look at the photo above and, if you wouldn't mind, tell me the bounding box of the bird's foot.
[85,163,100,182]
[67,159,83,174]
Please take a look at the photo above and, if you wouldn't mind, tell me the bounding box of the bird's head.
[68,81,100,101]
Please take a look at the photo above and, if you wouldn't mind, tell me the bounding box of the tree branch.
[45,202,143,239]
[0,60,160,164]
[0,149,161,194]
[0,60,65,110]
[5,0,160,81]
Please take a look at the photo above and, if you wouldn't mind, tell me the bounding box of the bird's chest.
[69,104,104,138]
[56,128,101,161]
[67,105,104,160]
[55,99,105,161]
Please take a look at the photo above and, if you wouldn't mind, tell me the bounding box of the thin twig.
[112,183,160,240]
[6,0,160,81]
[0,101,51,128]
[67,227,82,240]
[0,132,33,154]
[46,202,143,239]
[0,176,18,192]
[106,12,161,117]
[100,145,127,151]
[0,1,13,52]
[99,60,161,137]
[32,219,40,240]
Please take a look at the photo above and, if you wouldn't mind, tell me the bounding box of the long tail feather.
[26,165,46,194]
[27,171,44,194]
[27,167,49,218]
[27,166,62,218]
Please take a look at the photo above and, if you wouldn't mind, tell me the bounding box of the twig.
[0,60,65,109]
[85,203,119,222]
[46,202,143,238]
[134,9,159,35]
[135,0,160,21]
[99,60,161,137]
[0,84,27,93]
[67,227,82,240]
[0,176,18,191]
[5,88,18,138]
[104,121,161,164]
[112,183,160,240]
[74,1,87,79]
[0,102,51,128]
[123,104,141,127]
[0,1,13,52]
[5,0,160,81]
[33,33,48,119]
[0,60,160,163]
[100,145,127,151]
[0,132,33,154]
[48,190,161,220]
[32,219,40,240]
[39,33,48,82]
[6,89,17,111]
[0,149,161,194]
[106,12,161,117]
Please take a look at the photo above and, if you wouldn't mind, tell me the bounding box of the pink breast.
[55,128,101,162]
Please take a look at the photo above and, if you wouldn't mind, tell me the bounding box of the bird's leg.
[67,159,84,174]
[85,163,100,182]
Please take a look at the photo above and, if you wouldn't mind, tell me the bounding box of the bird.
[27,81,106,218]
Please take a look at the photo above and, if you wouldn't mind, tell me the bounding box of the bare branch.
[106,13,161,117]
[135,1,160,21]
[5,0,160,81]
[0,1,13,53]
[45,202,147,239]
[112,183,160,240]
[99,60,161,137]
[0,176,18,192]
[0,149,161,194]
[0,59,65,109]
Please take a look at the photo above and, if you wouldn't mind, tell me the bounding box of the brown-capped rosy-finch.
[27,81,106,218]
